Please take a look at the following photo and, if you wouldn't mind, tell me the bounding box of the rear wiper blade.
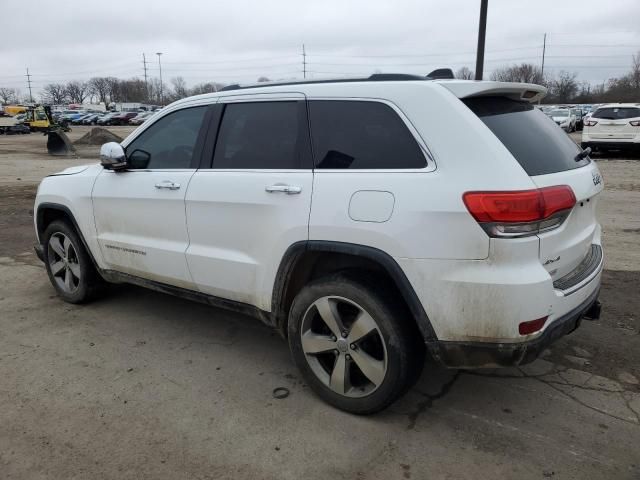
[575,147,591,162]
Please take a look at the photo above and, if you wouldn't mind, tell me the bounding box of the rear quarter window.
[308,100,426,169]
[463,96,587,176]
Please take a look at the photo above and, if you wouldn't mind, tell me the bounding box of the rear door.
[185,94,313,310]
[464,96,603,281]
[589,106,640,140]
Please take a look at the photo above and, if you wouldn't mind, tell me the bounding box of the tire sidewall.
[43,220,96,304]
[288,275,416,414]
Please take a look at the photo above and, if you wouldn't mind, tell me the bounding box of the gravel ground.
[0,127,639,479]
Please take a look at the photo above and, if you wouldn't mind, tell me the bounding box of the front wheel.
[43,220,104,303]
[288,274,423,414]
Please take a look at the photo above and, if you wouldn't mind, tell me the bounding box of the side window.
[126,106,206,169]
[308,100,426,169]
[213,102,303,169]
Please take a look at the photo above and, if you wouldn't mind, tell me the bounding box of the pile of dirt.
[74,127,122,146]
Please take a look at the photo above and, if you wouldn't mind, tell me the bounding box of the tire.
[42,220,104,303]
[288,273,423,414]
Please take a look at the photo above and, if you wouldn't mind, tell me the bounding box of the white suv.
[582,103,640,153]
[34,75,604,414]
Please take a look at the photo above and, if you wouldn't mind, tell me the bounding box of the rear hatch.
[588,106,640,140]
[462,95,603,283]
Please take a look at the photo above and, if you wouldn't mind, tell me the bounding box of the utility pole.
[474,0,488,80]
[142,53,149,99]
[156,52,163,105]
[541,33,547,78]
[302,44,307,79]
[25,68,33,103]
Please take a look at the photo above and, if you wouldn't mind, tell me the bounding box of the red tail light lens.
[463,186,576,238]
[584,120,598,127]
[519,317,548,335]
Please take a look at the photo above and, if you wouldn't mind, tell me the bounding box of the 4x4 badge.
[592,172,602,186]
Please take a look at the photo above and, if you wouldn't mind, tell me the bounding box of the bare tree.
[490,63,545,85]
[0,87,20,104]
[88,77,112,105]
[190,82,223,95]
[455,67,474,80]
[65,81,89,104]
[41,83,68,105]
[170,76,188,101]
[548,71,579,103]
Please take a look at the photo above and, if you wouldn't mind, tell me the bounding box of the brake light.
[519,317,548,335]
[584,120,598,127]
[463,186,576,238]
[630,120,640,126]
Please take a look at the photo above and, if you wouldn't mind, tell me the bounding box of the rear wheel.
[288,274,423,414]
[43,220,104,303]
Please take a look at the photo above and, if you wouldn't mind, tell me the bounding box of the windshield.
[550,110,569,117]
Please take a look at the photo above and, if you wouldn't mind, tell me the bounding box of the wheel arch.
[271,240,438,344]
[36,202,100,271]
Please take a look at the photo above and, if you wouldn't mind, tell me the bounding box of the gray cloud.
[1,0,639,94]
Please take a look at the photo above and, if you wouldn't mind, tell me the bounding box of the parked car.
[549,108,577,132]
[129,111,153,125]
[33,75,603,414]
[81,114,102,125]
[96,112,120,126]
[110,111,139,125]
[572,108,585,131]
[71,114,93,125]
[582,103,640,153]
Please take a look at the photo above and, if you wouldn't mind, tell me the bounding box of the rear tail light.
[630,120,640,126]
[519,317,548,335]
[584,120,598,127]
[463,186,576,238]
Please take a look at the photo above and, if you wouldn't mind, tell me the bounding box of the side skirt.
[100,270,275,327]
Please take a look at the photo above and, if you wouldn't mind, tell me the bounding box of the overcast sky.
[1,0,639,95]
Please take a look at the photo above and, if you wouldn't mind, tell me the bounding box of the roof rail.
[220,72,432,92]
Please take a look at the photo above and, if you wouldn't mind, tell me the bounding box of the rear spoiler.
[439,81,547,103]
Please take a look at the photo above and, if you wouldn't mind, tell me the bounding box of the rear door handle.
[265,184,302,195]
[155,180,181,190]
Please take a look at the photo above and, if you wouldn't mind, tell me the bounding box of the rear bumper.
[581,140,640,150]
[429,286,600,368]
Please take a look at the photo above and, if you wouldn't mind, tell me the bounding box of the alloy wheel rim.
[300,296,388,398]
[47,232,81,293]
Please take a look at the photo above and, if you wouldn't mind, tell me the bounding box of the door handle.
[155,181,181,190]
[265,184,302,195]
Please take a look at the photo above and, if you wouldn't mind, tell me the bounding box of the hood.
[552,116,569,123]
[48,164,93,176]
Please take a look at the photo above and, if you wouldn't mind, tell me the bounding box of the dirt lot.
[0,127,639,479]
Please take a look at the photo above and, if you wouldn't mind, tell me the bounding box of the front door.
[92,105,208,288]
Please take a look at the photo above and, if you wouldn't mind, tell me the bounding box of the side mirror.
[100,142,127,170]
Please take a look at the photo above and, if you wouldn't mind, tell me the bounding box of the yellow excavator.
[0,105,75,155]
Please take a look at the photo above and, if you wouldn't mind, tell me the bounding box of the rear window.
[592,107,640,120]
[463,96,587,176]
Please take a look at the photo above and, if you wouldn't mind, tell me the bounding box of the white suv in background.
[34,74,603,414]
[582,103,640,153]
[549,108,577,132]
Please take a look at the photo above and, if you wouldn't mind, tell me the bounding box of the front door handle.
[155,181,181,190]
[265,184,302,195]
